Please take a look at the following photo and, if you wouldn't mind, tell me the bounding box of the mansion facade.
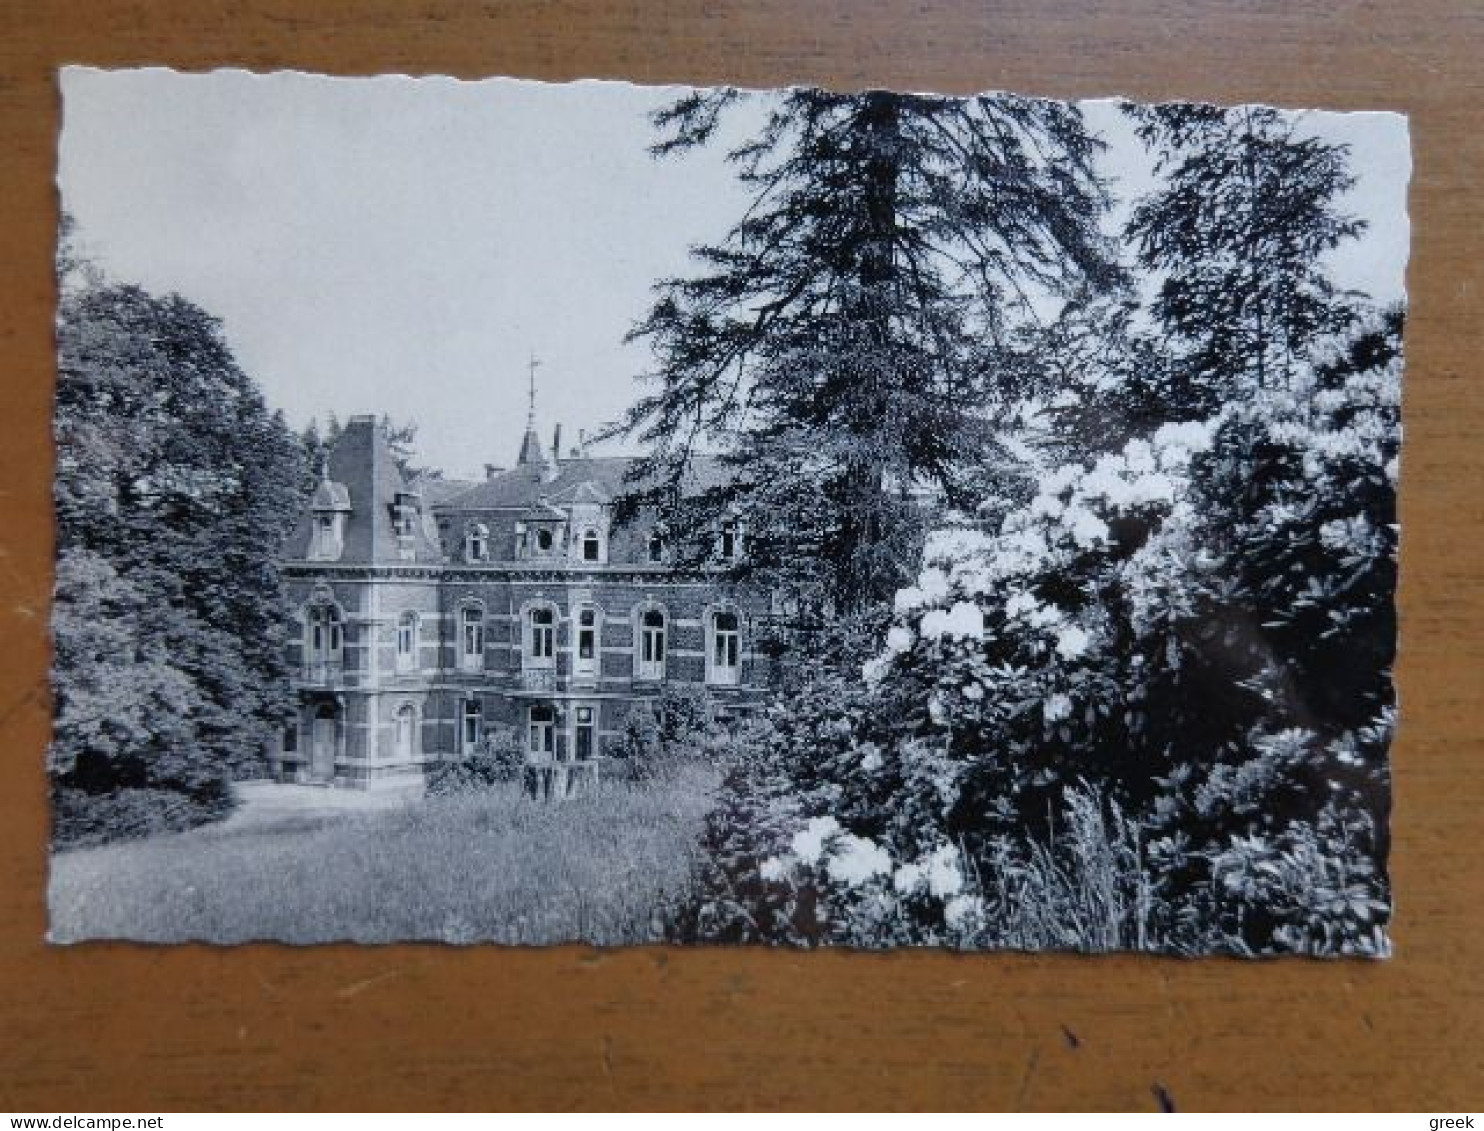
[274,414,769,790]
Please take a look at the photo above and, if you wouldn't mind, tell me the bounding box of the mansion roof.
[283,415,731,569]
[437,455,635,511]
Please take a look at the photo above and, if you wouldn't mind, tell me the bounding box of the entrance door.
[574,705,595,761]
[529,705,556,761]
[311,706,337,781]
[395,705,416,760]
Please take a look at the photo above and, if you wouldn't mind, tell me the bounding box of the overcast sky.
[59,69,1410,479]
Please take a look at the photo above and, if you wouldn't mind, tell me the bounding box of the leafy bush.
[610,686,725,783]
[425,726,525,795]
[51,783,231,850]
[654,684,716,748]
[610,703,667,783]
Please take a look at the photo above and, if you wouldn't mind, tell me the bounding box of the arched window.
[582,528,601,562]
[305,604,344,674]
[647,531,665,564]
[528,704,555,759]
[709,610,741,685]
[394,704,417,759]
[574,606,598,679]
[536,528,554,553]
[466,523,489,562]
[527,605,555,665]
[459,605,484,671]
[395,611,419,672]
[461,699,482,755]
[637,607,666,681]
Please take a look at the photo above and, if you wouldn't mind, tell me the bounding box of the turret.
[516,353,557,482]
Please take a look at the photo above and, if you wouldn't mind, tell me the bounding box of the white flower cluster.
[893,842,965,899]
[866,421,1212,689]
[766,817,982,929]
[761,815,895,889]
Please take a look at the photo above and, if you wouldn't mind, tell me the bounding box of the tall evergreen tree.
[1126,103,1364,412]
[614,88,1122,615]
[53,276,306,843]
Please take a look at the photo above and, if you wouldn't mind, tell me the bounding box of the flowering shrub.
[684,311,1400,956]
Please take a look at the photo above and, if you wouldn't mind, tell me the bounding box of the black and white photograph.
[48,68,1408,955]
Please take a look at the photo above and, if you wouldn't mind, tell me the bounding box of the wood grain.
[1,0,1480,1112]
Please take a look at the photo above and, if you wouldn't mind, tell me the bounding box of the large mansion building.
[274,413,769,790]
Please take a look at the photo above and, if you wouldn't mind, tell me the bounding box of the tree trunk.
[835,93,902,615]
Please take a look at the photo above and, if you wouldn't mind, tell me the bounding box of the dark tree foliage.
[1126,102,1365,412]
[614,88,1122,615]
[299,417,332,493]
[1140,310,1402,950]
[676,102,1397,954]
[1007,290,1175,463]
[52,277,307,845]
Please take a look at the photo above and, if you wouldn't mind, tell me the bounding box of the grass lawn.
[48,764,719,945]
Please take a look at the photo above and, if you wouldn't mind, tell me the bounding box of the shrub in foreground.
[426,726,525,795]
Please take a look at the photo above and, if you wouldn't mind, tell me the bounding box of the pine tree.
[615,88,1122,615]
[1126,103,1364,413]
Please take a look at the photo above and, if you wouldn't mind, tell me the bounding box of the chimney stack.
[484,463,498,480]
[552,423,563,466]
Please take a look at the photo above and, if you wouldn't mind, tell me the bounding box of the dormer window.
[582,529,601,562]
[536,528,553,554]
[308,467,351,561]
[309,512,347,562]
[647,531,664,564]
[392,492,419,538]
[466,523,489,563]
[719,519,739,562]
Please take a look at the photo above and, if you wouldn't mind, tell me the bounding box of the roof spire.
[516,352,550,471]
[526,352,541,431]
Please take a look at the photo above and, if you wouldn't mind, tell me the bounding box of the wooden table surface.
[1,1,1480,1112]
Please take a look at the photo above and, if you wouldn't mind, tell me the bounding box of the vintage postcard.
[49,68,1409,953]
